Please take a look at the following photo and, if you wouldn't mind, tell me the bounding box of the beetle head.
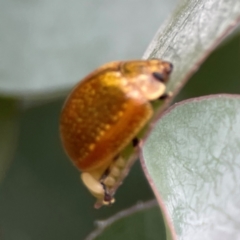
[120,59,173,100]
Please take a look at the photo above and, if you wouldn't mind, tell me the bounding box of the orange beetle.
[60,59,172,206]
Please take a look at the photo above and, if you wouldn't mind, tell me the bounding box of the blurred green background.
[0,0,240,240]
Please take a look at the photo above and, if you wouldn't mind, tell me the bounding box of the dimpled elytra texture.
[60,62,152,172]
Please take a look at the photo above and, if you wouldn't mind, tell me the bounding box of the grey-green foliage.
[0,0,240,240]
[143,96,240,240]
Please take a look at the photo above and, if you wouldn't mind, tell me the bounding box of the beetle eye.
[152,72,165,83]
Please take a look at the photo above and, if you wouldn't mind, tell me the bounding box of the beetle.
[60,59,173,206]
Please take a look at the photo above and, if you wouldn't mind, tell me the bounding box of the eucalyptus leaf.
[144,0,240,97]
[142,95,240,240]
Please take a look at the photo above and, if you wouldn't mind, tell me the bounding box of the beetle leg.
[158,92,173,100]
[99,171,115,205]
[99,155,126,205]
[132,137,140,147]
[101,167,110,179]
[100,181,114,205]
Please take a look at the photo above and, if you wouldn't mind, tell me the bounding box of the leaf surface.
[142,95,240,239]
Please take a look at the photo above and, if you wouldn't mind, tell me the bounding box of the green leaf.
[142,95,240,239]
[144,0,240,97]
[0,98,19,183]
[86,200,166,240]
